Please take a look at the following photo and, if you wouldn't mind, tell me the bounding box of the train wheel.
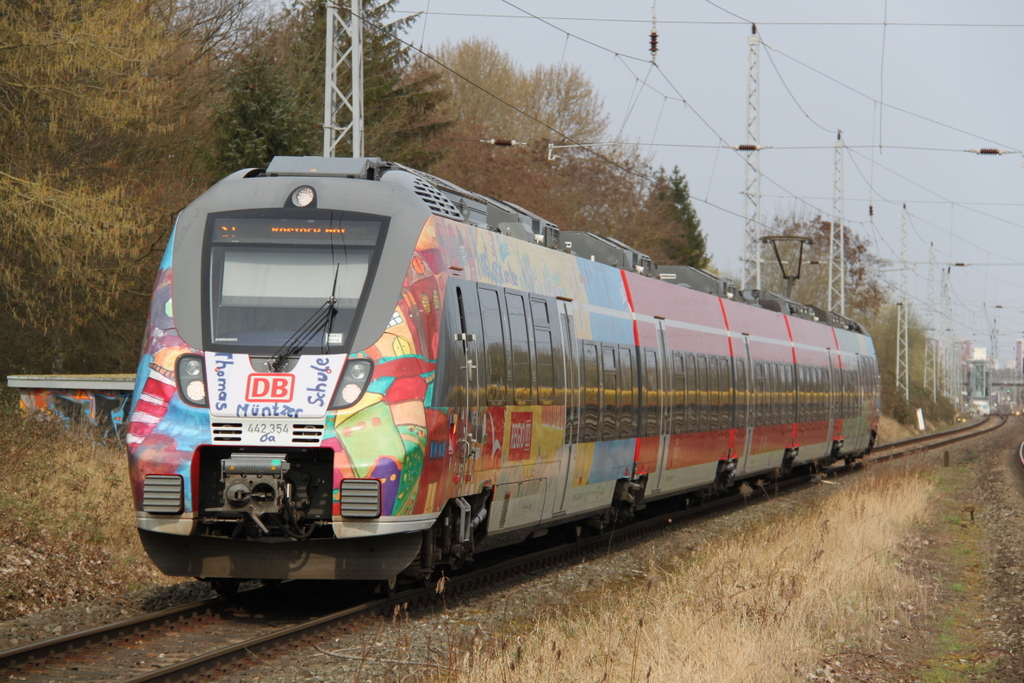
[210,578,241,599]
[565,522,585,543]
[377,575,399,598]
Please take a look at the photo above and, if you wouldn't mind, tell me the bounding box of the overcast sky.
[389,0,1024,361]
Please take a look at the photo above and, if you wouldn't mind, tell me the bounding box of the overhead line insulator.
[480,139,526,147]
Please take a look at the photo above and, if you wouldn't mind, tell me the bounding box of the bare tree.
[0,0,261,375]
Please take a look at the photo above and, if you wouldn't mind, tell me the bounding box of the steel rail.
[874,414,997,453]
[871,414,1006,462]
[0,596,225,672]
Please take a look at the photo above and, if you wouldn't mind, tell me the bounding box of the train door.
[826,349,841,448]
[453,285,484,482]
[848,355,866,451]
[649,318,669,493]
[735,335,755,474]
[554,298,580,513]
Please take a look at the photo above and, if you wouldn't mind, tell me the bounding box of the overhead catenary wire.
[388,2,1020,346]
[396,10,1024,28]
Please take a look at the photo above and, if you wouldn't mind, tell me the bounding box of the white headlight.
[183,358,203,377]
[341,383,362,404]
[291,186,315,207]
[186,380,206,403]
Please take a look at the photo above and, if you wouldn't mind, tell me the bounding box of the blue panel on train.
[588,312,635,344]
[589,440,634,484]
[577,259,629,310]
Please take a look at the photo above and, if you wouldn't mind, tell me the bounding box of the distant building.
[959,339,974,362]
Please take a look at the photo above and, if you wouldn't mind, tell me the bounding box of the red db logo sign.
[245,374,294,403]
[508,412,533,461]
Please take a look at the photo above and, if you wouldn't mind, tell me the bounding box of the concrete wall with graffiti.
[7,375,135,438]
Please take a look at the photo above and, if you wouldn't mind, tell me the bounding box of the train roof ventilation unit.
[657,265,738,299]
[378,168,463,220]
[744,290,817,321]
[265,156,387,179]
[410,177,464,220]
[561,231,653,276]
[383,164,561,248]
[501,200,561,249]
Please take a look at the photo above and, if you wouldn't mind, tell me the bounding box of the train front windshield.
[203,209,389,354]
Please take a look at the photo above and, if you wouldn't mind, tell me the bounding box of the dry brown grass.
[451,464,935,682]
[877,414,919,444]
[0,408,174,620]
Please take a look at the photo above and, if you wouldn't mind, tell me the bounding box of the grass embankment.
[0,405,173,621]
[453,464,936,682]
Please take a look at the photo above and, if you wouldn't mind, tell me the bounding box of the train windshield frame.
[202,208,390,354]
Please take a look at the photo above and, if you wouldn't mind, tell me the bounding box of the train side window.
[807,366,814,422]
[786,365,795,422]
[697,355,709,432]
[685,354,698,432]
[602,346,619,441]
[753,362,763,427]
[530,299,550,327]
[722,357,734,429]
[778,364,787,424]
[796,366,805,422]
[815,367,822,420]
[619,347,635,439]
[506,293,533,405]
[829,364,838,419]
[532,297,557,406]
[478,288,507,405]
[535,329,555,404]
[779,364,787,423]
[809,367,816,420]
[708,356,720,431]
[839,368,847,419]
[793,365,799,422]
[824,364,831,419]
[734,358,746,430]
[840,368,848,419]
[672,354,686,434]
[643,349,660,437]
[763,363,771,425]
[560,313,576,443]
[821,367,827,420]
[582,343,600,441]
[783,364,790,422]
[849,368,856,415]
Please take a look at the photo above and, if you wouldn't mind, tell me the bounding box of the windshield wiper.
[267,266,340,373]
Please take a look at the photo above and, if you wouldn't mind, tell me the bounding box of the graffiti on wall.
[19,388,133,439]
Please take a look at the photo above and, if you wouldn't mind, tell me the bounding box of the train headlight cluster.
[331,358,374,409]
[175,353,208,407]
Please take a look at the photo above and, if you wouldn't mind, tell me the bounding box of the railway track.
[2,415,1009,682]
[870,413,1006,461]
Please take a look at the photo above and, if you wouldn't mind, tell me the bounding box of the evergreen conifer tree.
[649,167,710,269]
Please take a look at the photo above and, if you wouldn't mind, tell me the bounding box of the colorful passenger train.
[127,156,880,587]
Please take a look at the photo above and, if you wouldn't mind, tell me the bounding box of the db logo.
[246,374,294,402]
